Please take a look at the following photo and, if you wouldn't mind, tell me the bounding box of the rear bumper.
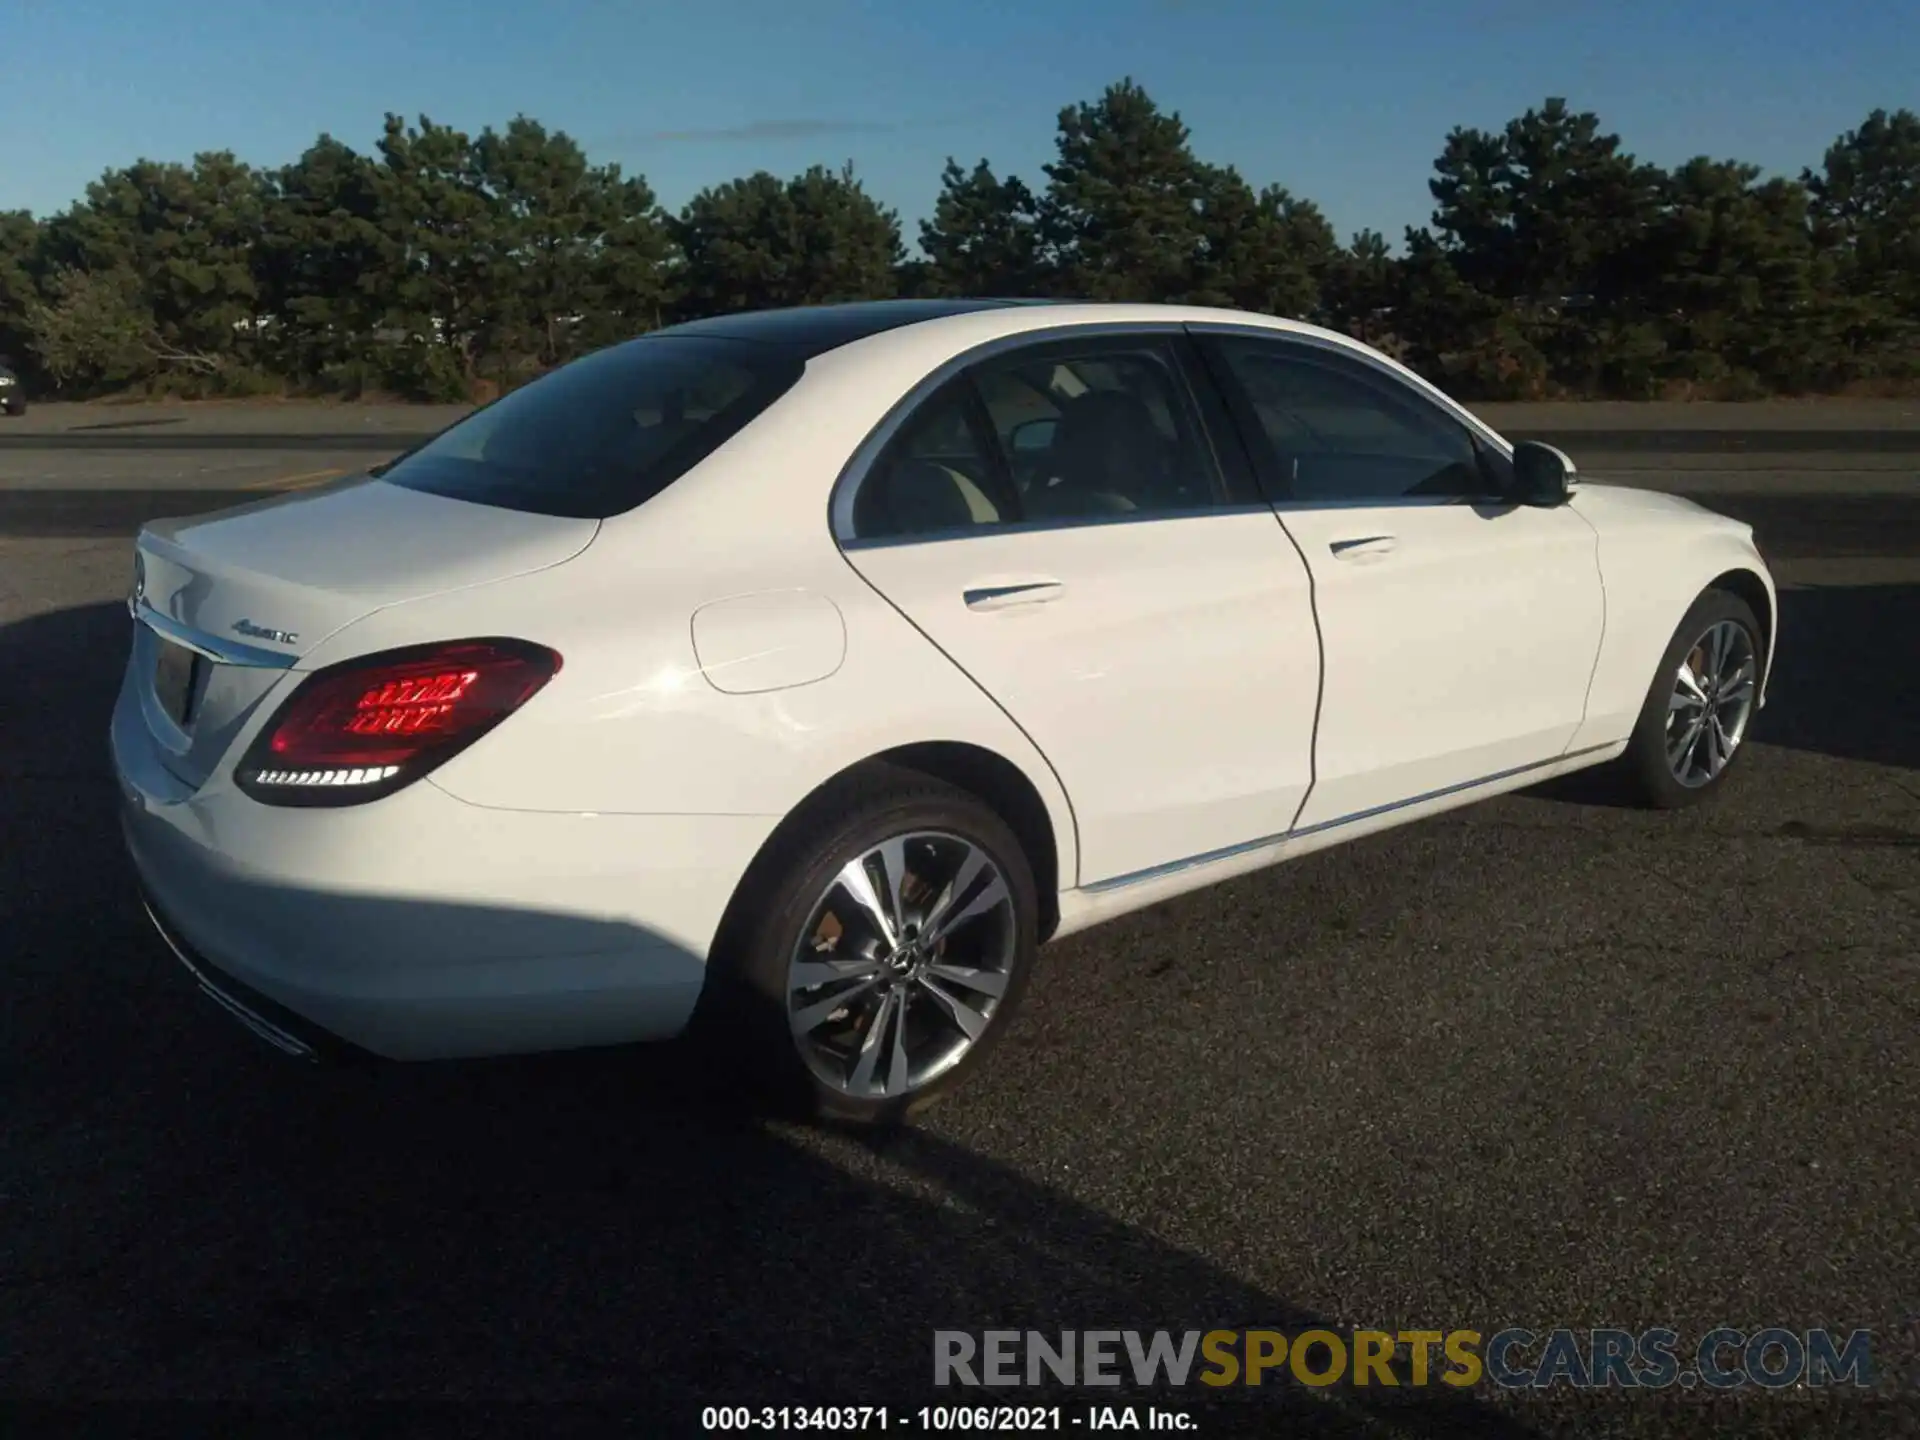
[140,890,369,1063]
[112,658,776,1061]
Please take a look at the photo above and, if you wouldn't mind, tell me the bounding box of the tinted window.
[1214,339,1489,503]
[852,381,1011,540]
[971,344,1224,520]
[380,337,802,519]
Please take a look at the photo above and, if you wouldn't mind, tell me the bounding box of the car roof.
[652,298,1061,356]
[642,297,1376,368]
[776,300,1512,456]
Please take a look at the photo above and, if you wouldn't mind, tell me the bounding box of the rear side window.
[970,345,1225,521]
[380,337,802,519]
[852,380,1013,541]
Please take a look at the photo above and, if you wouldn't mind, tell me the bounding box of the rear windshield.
[379,336,803,519]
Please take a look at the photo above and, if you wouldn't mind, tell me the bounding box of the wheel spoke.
[926,870,1010,948]
[848,987,899,1093]
[1674,663,1708,705]
[833,856,899,950]
[924,962,1008,998]
[1668,713,1705,768]
[1710,713,1735,769]
[791,957,882,990]
[791,975,882,1034]
[874,837,911,937]
[886,989,911,1094]
[924,846,988,929]
[1677,716,1707,778]
[918,974,991,1041]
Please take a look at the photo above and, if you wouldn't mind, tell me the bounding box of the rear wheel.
[1,397,23,417]
[696,767,1039,1126]
[1615,587,1763,808]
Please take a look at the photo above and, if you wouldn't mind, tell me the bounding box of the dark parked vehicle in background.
[0,362,23,415]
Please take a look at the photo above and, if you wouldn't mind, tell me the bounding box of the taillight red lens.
[235,638,561,805]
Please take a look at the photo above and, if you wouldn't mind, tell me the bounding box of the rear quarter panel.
[283,360,1083,888]
[1566,484,1779,753]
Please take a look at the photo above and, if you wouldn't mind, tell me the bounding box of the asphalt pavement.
[0,407,1915,1435]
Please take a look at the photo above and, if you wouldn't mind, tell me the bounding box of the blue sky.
[1,0,1912,251]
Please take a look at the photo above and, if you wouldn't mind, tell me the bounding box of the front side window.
[380,336,802,519]
[1213,338,1490,503]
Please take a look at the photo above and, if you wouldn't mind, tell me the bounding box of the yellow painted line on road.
[245,466,349,492]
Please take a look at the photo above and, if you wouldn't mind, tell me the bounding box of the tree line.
[0,80,1914,403]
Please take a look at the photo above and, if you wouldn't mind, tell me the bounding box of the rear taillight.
[235,638,561,806]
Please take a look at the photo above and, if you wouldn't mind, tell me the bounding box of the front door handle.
[964,580,1065,611]
[1329,534,1397,560]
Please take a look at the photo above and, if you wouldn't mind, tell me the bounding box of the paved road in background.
[1,407,1915,1433]
[1,399,1917,544]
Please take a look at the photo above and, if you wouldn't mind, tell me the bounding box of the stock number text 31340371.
[700,1406,1093,1432]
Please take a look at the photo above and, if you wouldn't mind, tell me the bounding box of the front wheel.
[696,767,1039,1126]
[1615,587,1763,808]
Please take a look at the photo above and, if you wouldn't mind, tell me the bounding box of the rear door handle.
[1329,534,1397,560]
[964,580,1065,611]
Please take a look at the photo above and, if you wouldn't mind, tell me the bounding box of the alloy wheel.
[786,830,1016,1100]
[1666,619,1758,788]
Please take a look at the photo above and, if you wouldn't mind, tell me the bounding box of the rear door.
[1194,329,1606,831]
[836,330,1321,889]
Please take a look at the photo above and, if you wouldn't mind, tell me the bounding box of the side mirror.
[1009,418,1056,454]
[1510,441,1576,506]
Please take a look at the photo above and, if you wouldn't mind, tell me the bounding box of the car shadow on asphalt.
[2,599,1546,1433]
[1753,583,1920,773]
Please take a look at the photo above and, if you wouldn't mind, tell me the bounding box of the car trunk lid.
[130,476,598,790]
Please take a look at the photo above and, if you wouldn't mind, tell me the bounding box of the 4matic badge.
[232,619,299,645]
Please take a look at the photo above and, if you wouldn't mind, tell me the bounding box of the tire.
[1,398,22,417]
[694,764,1040,1127]
[1614,586,1764,809]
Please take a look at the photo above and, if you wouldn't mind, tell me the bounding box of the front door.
[1197,331,1607,830]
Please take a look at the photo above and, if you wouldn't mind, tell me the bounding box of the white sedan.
[113,300,1776,1122]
